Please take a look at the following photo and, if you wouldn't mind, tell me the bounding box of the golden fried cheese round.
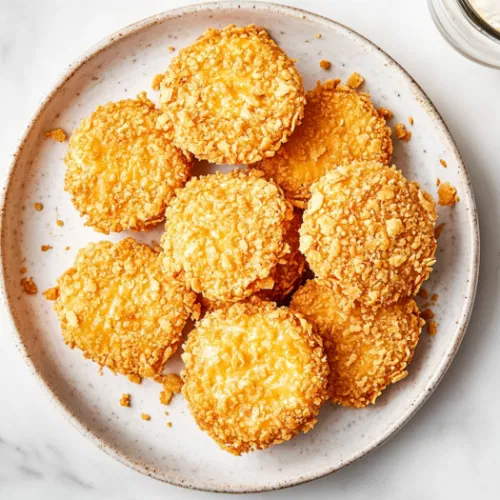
[48,238,197,378]
[256,80,393,207]
[158,25,305,164]
[65,92,192,234]
[182,299,329,455]
[300,161,437,304]
[291,279,423,407]
[161,170,294,302]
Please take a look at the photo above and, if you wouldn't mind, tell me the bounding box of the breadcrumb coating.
[49,238,197,378]
[395,123,412,142]
[158,24,305,164]
[21,277,37,295]
[158,373,183,406]
[45,128,67,142]
[161,170,294,302]
[256,80,392,206]
[438,182,459,206]
[182,299,329,455]
[346,72,364,89]
[300,161,437,305]
[65,92,192,234]
[291,279,423,407]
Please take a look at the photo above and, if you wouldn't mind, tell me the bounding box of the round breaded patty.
[182,299,329,455]
[49,238,197,378]
[300,161,437,304]
[158,24,305,164]
[65,92,192,234]
[291,279,423,407]
[256,80,393,207]
[161,170,294,302]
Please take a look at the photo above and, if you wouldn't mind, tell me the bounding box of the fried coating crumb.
[65,92,192,234]
[43,286,59,300]
[436,178,441,186]
[319,59,331,70]
[440,159,448,168]
[41,245,53,252]
[56,219,64,227]
[408,116,414,125]
[151,73,164,91]
[50,238,197,378]
[395,123,412,142]
[438,182,459,206]
[182,299,329,455]
[315,33,322,39]
[120,394,131,407]
[20,266,27,275]
[377,107,393,120]
[159,24,305,164]
[158,373,183,406]
[161,170,293,302]
[167,422,173,428]
[435,222,445,239]
[300,161,437,305]
[21,277,37,295]
[346,72,364,89]
[291,279,423,407]
[256,80,392,207]
[167,45,175,52]
[65,246,70,251]
[418,288,429,299]
[421,308,435,320]
[128,374,142,384]
[432,293,439,302]
[427,320,438,335]
[34,203,43,211]
[141,413,151,421]
[45,128,67,142]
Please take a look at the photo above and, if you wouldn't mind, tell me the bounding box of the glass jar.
[428,0,500,68]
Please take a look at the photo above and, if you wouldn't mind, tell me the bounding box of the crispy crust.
[50,238,197,378]
[161,170,294,302]
[182,299,329,455]
[291,279,423,407]
[158,24,305,164]
[300,161,437,305]
[65,92,192,234]
[256,80,392,207]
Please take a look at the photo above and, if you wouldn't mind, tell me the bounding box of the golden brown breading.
[437,182,459,206]
[45,128,67,142]
[161,170,294,302]
[158,24,305,164]
[65,92,192,234]
[49,238,197,378]
[291,279,423,407]
[300,161,437,305]
[182,299,329,455]
[256,80,392,207]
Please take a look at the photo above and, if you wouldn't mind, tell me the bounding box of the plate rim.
[0,0,480,493]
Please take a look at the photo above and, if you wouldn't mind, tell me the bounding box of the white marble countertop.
[1,0,499,498]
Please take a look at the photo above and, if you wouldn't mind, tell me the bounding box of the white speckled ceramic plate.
[0,1,479,493]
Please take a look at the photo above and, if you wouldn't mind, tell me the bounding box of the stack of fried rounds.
[47,24,438,455]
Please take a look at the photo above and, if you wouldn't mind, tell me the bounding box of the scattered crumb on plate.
[20,266,27,274]
[167,45,175,52]
[319,59,331,70]
[417,288,429,299]
[435,222,445,238]
[427,320,438,335]
[346,72,364,89]
[151,73,164,91]
[34,202,43,211]
[421,308,435,320]
[438,182,459,206]
[440,159,448,168]
[432,293,439,302]
[395,123,412,141]
[436,178,441,186]
[408,116,414,125]
[43,287,59,300]
[158,373,183,406]
[45,128,67,142]
[315,33,322,39]
[120,394,131,407]
[21,277,37,295]
[41,245,53,252]
[56,219,64,227]
[141,413,151,421]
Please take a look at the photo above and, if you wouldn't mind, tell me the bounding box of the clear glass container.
[428,0,500,68]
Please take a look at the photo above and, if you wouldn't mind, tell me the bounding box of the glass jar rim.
[459,0,500,43]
